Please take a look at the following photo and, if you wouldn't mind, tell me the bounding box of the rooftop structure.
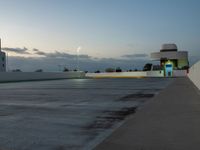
[151,44,189,77]
[160,44,178,52]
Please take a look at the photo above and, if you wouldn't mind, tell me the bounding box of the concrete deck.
[94,78,200,150]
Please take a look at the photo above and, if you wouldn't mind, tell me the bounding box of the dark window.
[166,64,172,68]
[2,64,4,67]
[2,57,4,61]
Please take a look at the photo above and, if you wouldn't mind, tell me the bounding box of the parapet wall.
[86,70,188,78]
[0,71,85,82]
[188,61,200,90]
[86,71,165,78]
[86,72,147,78]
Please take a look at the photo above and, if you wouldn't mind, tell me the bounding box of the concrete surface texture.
[94,77,200,150]
[0,78,171,150]
[188,60,200,90]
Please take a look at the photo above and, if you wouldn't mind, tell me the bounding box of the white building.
[0,39,6,72]
[151,44,189,77]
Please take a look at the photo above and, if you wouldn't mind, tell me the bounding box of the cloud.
[32,48,39,52]
[33,48,90,59]
[3,47,152,72]
[2,47,30,54]
[2,46,91,59]
[45,51,90,59]
[33,49,47,56]
[122,53,149,59]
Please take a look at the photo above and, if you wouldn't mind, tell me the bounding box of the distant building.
[151,44,189,77]
[0,39,6,72]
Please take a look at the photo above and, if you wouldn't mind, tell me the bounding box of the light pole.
[76,46,81,71]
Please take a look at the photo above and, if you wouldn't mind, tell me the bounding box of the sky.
[0,0,200,71]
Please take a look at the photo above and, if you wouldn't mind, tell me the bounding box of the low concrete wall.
[86,72,147,78]
[146,71,164,77]
[87,70,189,78]
[173,70,187,77]
[0,71,85,82]
[188,61,200,90]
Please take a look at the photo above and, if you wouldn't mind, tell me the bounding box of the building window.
[2,57,5,61]
[2,64,4,67]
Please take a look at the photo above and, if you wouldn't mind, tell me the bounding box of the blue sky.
[0,0,200,71]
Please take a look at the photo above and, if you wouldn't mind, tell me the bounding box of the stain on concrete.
[119,93,155,101]
[84,107,137,130]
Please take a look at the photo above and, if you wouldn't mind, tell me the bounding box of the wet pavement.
[0,78,172,150]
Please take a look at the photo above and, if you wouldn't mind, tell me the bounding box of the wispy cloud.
[122,53,149,59]
[32,48,47,56]
[32,48,90,59]
[2,47,30,54]
[3,47,152,72]
[2,47,91,59]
